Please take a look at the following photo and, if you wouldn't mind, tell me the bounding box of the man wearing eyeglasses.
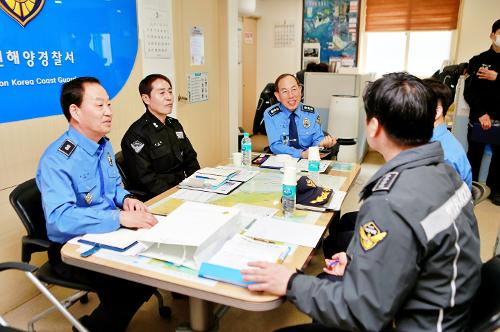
[263,73,337,159]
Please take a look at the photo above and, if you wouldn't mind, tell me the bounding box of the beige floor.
[3,151,500,332]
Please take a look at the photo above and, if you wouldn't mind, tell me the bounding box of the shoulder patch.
[130,140,145,153]
[268,106,281,117]
[359,221,388,251]
[372,171,399,192]
[302,104,315,113]
[57,139,76,157]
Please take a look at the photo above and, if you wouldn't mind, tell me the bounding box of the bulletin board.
[302,0,360,68]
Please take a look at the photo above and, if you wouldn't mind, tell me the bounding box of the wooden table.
[61,162,360,331]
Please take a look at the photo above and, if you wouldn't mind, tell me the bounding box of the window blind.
[365,0,460,32]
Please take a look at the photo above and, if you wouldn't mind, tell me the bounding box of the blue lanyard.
[97,143,116,210]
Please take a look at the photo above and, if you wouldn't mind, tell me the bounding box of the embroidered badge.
[373,171,399,192]
[302,104,315,113]
[130,140,144,153]
[316,114,321,124]
[303,118,310,128]
[268,106,281,117]
[57,139,76,157]
[107,153,113,166]
[176,131,184,139]
[0,0,45,27]
[84,192,93,205]
[359,221,388,251]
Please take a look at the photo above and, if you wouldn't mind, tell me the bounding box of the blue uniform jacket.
[263,102,324,158]
[431,123,472,190]
[36,126,128,243]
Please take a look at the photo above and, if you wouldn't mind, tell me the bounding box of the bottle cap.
[282,166,297,185]
[308,146,320,161]
[243,133,249,137]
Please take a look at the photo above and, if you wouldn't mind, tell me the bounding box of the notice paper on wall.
[187,72,208,103]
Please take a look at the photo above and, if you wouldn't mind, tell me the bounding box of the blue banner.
[0,0,138,123]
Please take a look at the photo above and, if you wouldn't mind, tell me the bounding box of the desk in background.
[61,162,360,331]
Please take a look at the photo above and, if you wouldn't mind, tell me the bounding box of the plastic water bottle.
[241,133,252,167]
[282,167,297,219]
[308,146,321,185]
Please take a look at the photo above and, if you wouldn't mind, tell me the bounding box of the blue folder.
[198,262,254,287]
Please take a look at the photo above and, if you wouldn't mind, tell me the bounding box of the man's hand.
[301,149,309,159]
[119,211,158,229]
[479,113,492,130]
[241,261,295,295]
[323,252,348,276]
[319,135,337,148]
[123,197,148,212]
[477,67,498,81]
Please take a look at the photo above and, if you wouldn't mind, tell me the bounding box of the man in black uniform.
[121,74,200,200]
[464,19,500,205]
[241,72,481,331]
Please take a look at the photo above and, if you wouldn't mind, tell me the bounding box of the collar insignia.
[0,0,45,27]
[57,139,76,157]
[373,171,399,192]
[359,221,388,251]
[84,192,93,205]
[131,140,144,153]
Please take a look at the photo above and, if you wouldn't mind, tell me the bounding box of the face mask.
[495,35,500,47]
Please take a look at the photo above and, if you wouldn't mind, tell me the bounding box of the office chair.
[114,151,148,201]
[471,181,490,206]
[9,179,171,329]
[468,254,500,332]
[0,262,87,332]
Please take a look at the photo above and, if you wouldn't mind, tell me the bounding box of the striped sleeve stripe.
[420,182,471,242]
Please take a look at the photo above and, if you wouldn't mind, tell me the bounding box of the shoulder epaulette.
[372,171,399,192]
[302,104,315,113]
[57,139,76,158]
[268,106,281,117]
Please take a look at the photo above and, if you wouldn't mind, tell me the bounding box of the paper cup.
[232,152,242,166]
[308,146,320,160]
[282,166,297,185]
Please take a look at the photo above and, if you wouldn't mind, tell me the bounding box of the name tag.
[176,131,184,139]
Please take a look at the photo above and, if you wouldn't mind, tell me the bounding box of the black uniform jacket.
[121,111,200,200]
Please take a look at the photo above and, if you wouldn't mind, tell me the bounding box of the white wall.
[455,0,500,63]
[255,0,303,99]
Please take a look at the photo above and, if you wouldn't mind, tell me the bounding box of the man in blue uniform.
[242,73,481,332]
[37,77,158,331]
[424,78,472,190]
[264,74,336,159]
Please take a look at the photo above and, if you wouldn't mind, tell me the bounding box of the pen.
[327,258,340,268]
[196,175,217,180]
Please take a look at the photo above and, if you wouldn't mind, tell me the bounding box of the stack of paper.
[198,234,290,287]
[179,167,243,194]
[260,155,299,169]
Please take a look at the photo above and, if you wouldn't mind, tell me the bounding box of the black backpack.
[252,83,276,135]
[432,62,468,97]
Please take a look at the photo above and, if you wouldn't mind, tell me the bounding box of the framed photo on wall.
[302,0,360,69]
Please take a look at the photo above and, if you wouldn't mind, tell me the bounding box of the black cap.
[296,176,333,207]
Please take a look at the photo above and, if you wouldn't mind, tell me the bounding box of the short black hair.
[60,77,101,121]
[492,19,500,33]
[138,74,172,107]
[422,78,453,116]
[274,73,300,92]
[363,72,436,146]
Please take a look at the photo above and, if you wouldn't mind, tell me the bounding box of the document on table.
[216,166,259,182]
[244,217,325,247]
[232,203,278,219]
[168,189,220,202]
[260,155,299,169]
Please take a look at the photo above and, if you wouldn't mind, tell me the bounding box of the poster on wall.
[0,0,138,124]
[302,0,359,69]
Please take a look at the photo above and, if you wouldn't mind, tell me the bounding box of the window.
[364,30,453,78]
